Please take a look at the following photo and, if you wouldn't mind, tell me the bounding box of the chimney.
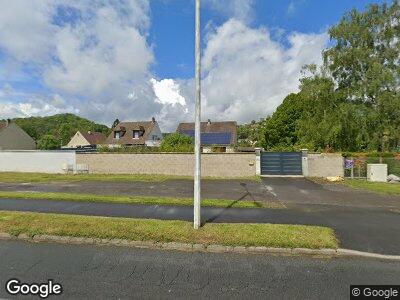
[207,119,211,125]
[152,117,156,123]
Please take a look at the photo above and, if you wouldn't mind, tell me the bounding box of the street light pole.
[193,0,201,229]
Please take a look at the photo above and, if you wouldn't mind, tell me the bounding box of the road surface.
[0,240,399,299]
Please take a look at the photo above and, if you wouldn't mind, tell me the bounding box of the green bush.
[37,135,59,150]
[160,133,193,152]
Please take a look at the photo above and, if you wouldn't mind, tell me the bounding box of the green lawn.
[0,211,338,249]
[343,179,400,195]
[0,172,260,183]
[0,191,282,209]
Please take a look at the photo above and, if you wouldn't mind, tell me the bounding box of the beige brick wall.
[77,153,256,177]
[307,153,344,177]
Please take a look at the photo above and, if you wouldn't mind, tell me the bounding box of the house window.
[114,131,120,139]
[133,130,141,139]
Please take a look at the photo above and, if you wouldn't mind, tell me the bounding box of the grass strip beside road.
[0,211,338,249]
[343,179,400,195]
[0,172,261,183]
[0,191,282,209]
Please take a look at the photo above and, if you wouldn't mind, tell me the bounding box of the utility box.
[367,164,387,182]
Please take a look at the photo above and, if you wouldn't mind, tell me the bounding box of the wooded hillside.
[13,113,110,149]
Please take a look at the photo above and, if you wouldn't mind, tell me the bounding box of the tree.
[58,124,73,146]
[237,119,266,147]
[259,1,400,152]
[112,119,120,129]
[37,135,59,150]
[323,1,400,150]
[14,113,110,143]
[160,133,193,152]
[262,93,305,150]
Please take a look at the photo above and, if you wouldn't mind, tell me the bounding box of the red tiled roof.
[105,121,156,145]
[81,132,106,145]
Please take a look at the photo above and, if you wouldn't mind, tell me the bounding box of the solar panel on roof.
[180,130,231,145]
[201,132,231,145]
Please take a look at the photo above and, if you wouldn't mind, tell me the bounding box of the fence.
[0,151,76,173]
[344,156,400,178]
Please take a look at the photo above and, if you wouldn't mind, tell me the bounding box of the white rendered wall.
[0,151,76,173]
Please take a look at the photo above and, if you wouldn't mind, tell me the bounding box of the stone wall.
[77,153,256,177]
[307,153,344,178]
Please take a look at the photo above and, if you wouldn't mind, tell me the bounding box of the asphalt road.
[0,240,399,299]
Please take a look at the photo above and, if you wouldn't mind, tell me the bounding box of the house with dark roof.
[105,117,163,147]
[0,119,36,150]
[67,131,106,148]
[177,119,237,152]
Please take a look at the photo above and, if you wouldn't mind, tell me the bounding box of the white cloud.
[0,0,55,62]
[0,1,328,132]
[0,96,78,119]
[205,0,254,23]
[43,6,153,97]
[287,0,306,16]
[0,0,159,127]
[150,78,186,106]
[179,19,328,124]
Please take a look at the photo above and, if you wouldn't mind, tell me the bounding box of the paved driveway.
[261,177,400,210]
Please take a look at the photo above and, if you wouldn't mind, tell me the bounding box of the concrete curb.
[0,232,399,261]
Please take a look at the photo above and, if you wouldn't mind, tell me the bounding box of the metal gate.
[261,152,302,175]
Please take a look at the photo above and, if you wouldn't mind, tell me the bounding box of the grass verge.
[0,172,260,183]
[0,211,338,249]
[342,179,400,195]
[0,191,282,209]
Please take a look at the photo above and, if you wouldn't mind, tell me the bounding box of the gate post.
[255,148,262,175]
[301,149,309,177]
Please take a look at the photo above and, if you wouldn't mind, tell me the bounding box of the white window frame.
[133,130,140,139]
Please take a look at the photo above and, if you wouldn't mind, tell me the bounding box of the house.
[0,119,36,150]
[105,117,163,147]
[67,131,106,148]
[177,119,237,152]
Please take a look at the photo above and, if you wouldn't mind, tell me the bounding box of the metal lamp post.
[193,0,201,229]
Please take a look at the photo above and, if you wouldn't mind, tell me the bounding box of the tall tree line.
[262,1,399,152]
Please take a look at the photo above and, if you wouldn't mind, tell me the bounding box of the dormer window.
[133,130,142,139]
[114,131,121,139]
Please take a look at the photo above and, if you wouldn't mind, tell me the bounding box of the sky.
[0,0,386,131]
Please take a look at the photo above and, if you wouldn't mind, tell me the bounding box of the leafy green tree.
[262,93,305,150]
[37,135,59,150]
[259,1,399,152]
[160,133,193,152]
[323,1,400,150]
[238,119,266,147]
[112,119,120,129]
[58,123,73,146]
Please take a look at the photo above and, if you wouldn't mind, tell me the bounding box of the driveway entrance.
[261,152,302,176]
